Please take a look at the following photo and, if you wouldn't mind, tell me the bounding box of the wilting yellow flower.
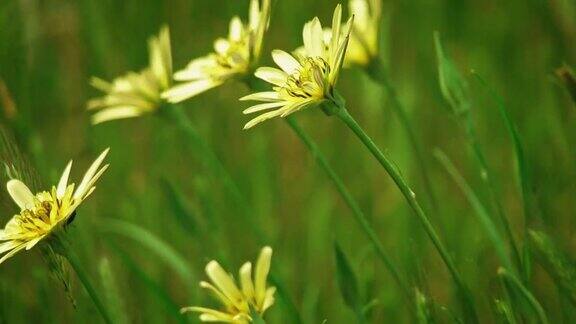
[181,246,275,323]
[346,0,381,66]
[0,149,109,264]
[163,0,271,103]
[88,27,172,124]
[240,5,353,129]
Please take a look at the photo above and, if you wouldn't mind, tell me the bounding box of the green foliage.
[0,0,574,323]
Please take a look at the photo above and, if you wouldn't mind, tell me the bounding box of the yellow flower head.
[163,0,271,103]
[0,149,109,265]
[88,27,173,124]
[240,4,353,129]
[182,246,275,323]
[346,0,381,66]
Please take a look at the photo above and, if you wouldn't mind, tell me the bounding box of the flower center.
[215,39,251,73]
[14,196,55,235]
[280,57,330,100]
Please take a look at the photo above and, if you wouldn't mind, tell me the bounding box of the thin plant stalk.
[462,113,522,273]
[366,58,439,215]
[498,268,549,324]
[243,78,409,300]
[164,105,265,239]
[164,104,302,322]
[333,105,478,323]
[285,116,410,300]
[57,237,113,324]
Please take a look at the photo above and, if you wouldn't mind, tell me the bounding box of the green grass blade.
[99,218,193,284]
[107,242,186,324]
[498,268,549,324]
[434,149,515,273]
[528,230,576,307]
[98,257,129,324]
[334,242,364,322]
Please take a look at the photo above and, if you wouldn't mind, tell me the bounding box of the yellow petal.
[254,67,287,86]
[272,50,301,74]
[162,79,223,103]
[254,246,272,305]
[56,161,73,199]
[6,179,35,210]
[74,148,109,200]
[239,262,255,299]
[205,261,244,307]
[91,106,145,124]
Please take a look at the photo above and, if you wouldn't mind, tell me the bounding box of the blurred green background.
[0,0,575,322]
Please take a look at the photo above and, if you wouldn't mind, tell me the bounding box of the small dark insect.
[65,211,77,226]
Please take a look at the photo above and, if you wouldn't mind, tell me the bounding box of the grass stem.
[334,106,478,323]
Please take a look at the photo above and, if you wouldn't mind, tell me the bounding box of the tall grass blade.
[435,149,515,272]
[98,257,129,324]
[334,242,364,322]
[498,268,549,324]
[99,218,193,284]
[108,242,186,324]
[528,230,576,306]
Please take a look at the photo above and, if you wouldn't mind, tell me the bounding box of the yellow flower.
[88,27,172,124]
[181,246,275,323]
[162,0,271,103]
[0,149,109,265]
[346,0,381,66]
[240,4,353,129]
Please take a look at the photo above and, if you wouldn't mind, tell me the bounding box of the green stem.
[463,115,522,275]
[59,238,113,324]
[334,106,478,323]
[285,116,411,300]
[367,58,439,215]
[498,268,549,324]
[165,105,266,239]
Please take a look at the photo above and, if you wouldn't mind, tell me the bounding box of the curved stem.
[367,58,439,215]
[334,106,478,323]
[60,239,113,324]
[285,116,411,300]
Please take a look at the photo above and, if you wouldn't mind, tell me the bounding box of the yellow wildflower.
[240,4,353,129]
[181,246,275,323]
[163,0,271,103]
[346,0,381,66]
[0,149,110,264]
[88,27,172,124]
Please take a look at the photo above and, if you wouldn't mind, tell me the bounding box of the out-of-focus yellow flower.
[346,0,381,66]
[88,27,172,124]
[181,246,275,323]
[162,0,271,103]
[0,149,109,265]
[240,5,353,129]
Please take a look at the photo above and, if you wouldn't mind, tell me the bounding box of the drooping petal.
[6,179,35,210]
[242,101,286,114]
[0,242,26,265]
[243,109,283,129]
[239,91,281,102]
[91,106,146,124]
[162,79,223,103]
[254,67,287,86]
